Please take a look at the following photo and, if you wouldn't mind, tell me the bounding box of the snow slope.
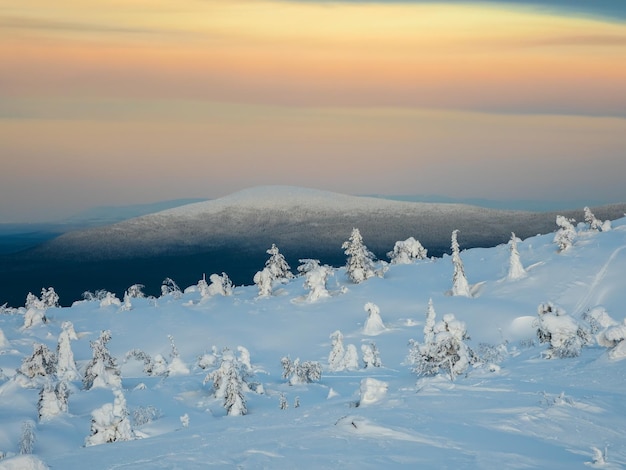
[1,216,625,468]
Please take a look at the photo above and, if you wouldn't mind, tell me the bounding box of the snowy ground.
[1,216,625,469]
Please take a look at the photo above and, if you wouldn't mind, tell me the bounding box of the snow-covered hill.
[1,214,625,469]
[24,186,626,261]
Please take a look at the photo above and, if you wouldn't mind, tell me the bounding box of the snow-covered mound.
[1,216,625,468]
[24,186,626,261]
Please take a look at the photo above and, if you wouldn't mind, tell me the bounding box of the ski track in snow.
[573,244,626,315]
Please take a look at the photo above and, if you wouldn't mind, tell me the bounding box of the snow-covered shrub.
[584,206,611,232]
[83,330,121,390]
[534,302,591,359]
[19,420,36,454]
[56,321,79,381]
[554,215,576,252]
[253,268,273,297]
[161,278,182,299]
[280,356,322,385]
[298,259,333,302]
[357,378,388,406]
[126,284,145,299]
[279,393,288,410]
[131,405,162,426]
[86,389,135,446]
[596,319,626,360]
[363,302,385,335]
[166,335,190,376]
[507,232,526,280]
[476,342,509,365]
[450,230,471,297]
[124,349,157,376]
[342,228,377,284]
[582,306,617,335]
[408,301,473,380]
[207,273,234,297]
[38,381,69,421]
[22,290,53,329]
[98,291,121,308]
[387,237,428,264]
[361,342,382,368]
[17,343,57,384]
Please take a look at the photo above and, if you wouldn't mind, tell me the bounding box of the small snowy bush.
[408,301,473,380]
[19,420,36,455]
[83,330,121,390]
[507,232,526,280]
[207,273,234,297]
[203,348,252,416]
[131,405,162,427]
[17,343,57,384]
[328,330,360,372]
[281,356,322,385]
[363,302,385,335]
[584,206,611,232]
[361,342,382,368]
[161,278,182,299]
[86,389,135,446]
[298,259,333,302]
[387,237,428,264]
[534,302,591,359]
[38,381,69,421]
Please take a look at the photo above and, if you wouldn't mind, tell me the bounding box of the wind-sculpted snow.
[0,217,626,468]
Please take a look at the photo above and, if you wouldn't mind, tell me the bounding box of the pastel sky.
[1,0,625,222]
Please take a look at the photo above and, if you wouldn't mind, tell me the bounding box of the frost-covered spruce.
[594,315,626,360]
[56,321,79,381]
[584,206,611,232]
[167,334,190,376]
[38,380,69,421]
[86,389,135,446]
[281,356,322,385]
[507,232,527,280]
[342,228,377,284]
[327,331,359,372]
[408,302,473,380]
[363,302,385,335]
[387,237,428,264]
[254,244,293,297]
[204,348,251,415]
[19,420,36,455]
[22,290,51,329]
[17,343,57,383]
[361,342,382,368]
[253,267,273,297]
[83,330,121,390]
[451,230,471,297]
[534,302,591,359]
[554,215,576,252]
[298,259,333,302]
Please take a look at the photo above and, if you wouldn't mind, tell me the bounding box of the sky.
[1,0,625,222]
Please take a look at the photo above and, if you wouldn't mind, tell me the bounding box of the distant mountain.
[2,186,625,307]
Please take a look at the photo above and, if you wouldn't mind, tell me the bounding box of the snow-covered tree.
[166,334,190,376]
[38,380,69,421]
[85,389,135,446]
[450,230,471,297]
[254,244,293,297]
[596,318,626,360]
[584,206,611,232]
[124,349,157,376]
[534,302,591,359]
[22,291,50,329]
[363,302,385,335]
[17,343,56,383]
[19,420,36,454]
[424,299,436,344]
[361,342,382,368]
[342,228,377,284]
[126,284,145,299]
[387,237,428,264]
[99,291,121,308]
[83,330,121,390]
[279,393,288,410]
[161,277,182,299]
[207,273,234,296]
[264,244,294,282]
[253,267,273,297]
[56,321,79,382]
[507,232,527,280]
[281,356,322,385]
[204,348,254,416]
[327,330,359,372]
[554,215,576,252]
[408,303,473,380]
[328,330,346,372]
[298,259,333,302]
